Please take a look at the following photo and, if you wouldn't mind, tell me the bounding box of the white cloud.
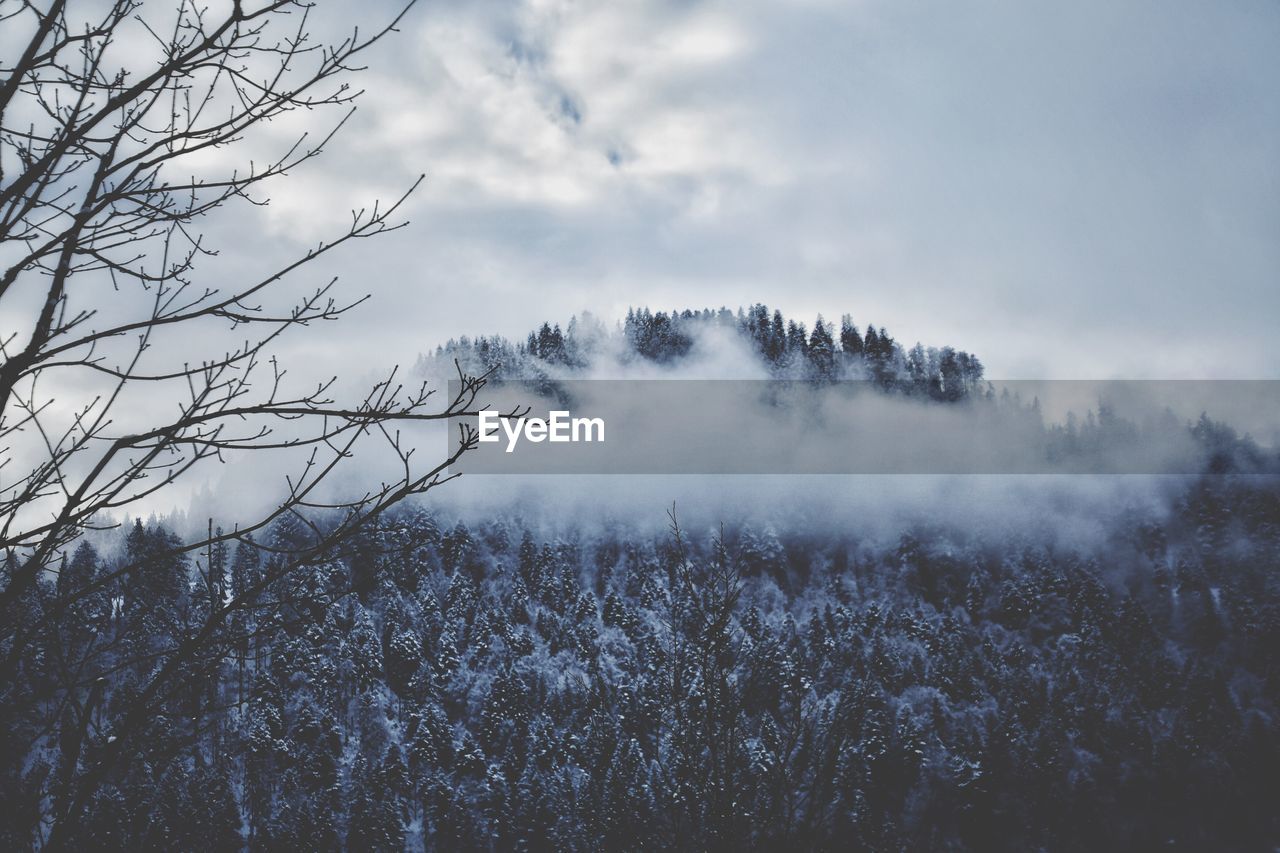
[177,0,1280,380]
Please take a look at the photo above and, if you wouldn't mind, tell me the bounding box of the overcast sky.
[240,0,1278,380]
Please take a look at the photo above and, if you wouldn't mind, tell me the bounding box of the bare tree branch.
[0,2,511,845]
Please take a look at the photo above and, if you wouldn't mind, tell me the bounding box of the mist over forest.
[4,0,1277,847]
[7,305,1279,851]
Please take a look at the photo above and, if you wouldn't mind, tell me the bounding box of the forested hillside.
[423,305,1273,477]
[421,304,985,395]
[4,475,1278,850]
[3,308,1278,851]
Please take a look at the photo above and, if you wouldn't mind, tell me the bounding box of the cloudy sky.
[243,0,1278,380]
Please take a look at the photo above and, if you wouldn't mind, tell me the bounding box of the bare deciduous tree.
[0,1,506,844]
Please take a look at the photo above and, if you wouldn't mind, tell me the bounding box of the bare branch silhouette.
[0,1,515,844]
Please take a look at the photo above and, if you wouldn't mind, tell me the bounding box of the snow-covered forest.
[4,307,1278,850]
[4,0,1275,846]
[424,303,986,392]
